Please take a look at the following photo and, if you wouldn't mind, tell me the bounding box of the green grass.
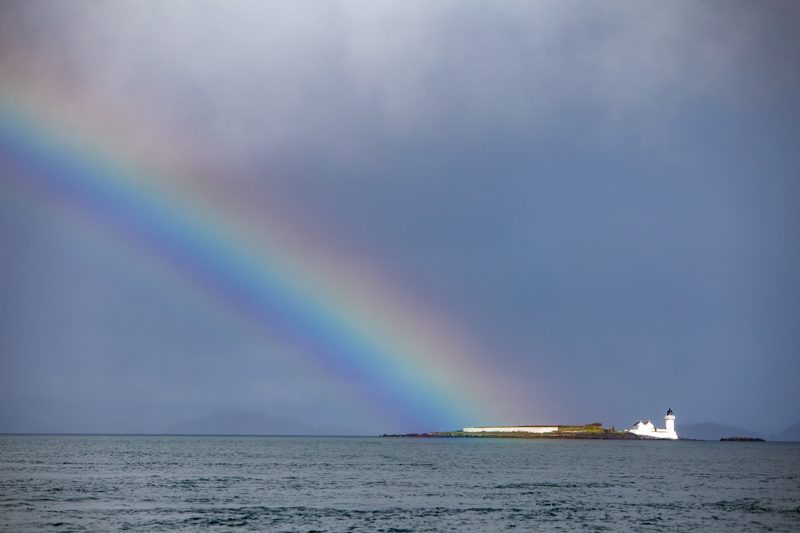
[383,422,640,439]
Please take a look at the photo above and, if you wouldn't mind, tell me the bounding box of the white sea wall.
[626,422,678,440]
[462,426,559,434]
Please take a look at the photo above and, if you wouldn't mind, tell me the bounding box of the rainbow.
[0,65,526,430]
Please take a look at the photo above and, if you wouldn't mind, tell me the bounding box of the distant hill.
[778,421,800,441]
[679,422,764,441]
[165,411,348,436]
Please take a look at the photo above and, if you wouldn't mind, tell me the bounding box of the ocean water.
[1,435,798,531]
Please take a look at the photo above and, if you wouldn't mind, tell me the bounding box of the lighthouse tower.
[665,408,676,434]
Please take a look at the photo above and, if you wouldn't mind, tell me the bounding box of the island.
[385,410,684,440]
[383,423,644,440]
[720,436,765,442]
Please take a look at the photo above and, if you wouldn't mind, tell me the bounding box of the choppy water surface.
[1,435,798,531]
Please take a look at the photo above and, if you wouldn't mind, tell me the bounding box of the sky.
[1,1,798,435]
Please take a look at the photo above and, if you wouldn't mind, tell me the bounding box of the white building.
[462,426,559,434]
[627,408,678,440]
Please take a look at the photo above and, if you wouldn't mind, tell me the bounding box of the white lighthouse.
[665,408,676,433]
[626,408,679,440]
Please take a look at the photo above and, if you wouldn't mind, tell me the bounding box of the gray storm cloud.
[4,1,786,164]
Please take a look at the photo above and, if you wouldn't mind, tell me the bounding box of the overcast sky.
[1,1,799,434]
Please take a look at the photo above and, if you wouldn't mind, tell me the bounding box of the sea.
[1,435,798,531]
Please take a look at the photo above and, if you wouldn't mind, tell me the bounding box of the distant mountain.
[679,422,764,441]
[778,421,800,442]
[165,411,349,436]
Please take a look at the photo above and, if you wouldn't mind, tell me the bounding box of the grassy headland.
[383,423,642,439]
